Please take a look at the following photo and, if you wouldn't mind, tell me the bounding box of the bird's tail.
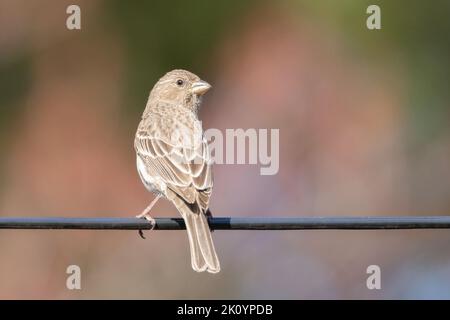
[169,192,220,273]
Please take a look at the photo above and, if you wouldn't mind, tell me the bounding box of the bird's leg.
[136,195,161,220]
[137,195,161,238]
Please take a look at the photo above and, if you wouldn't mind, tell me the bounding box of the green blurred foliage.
[0,53,32,142]
[104,0,258,116]
[0,1,448,144]
[385,1,450,146]
[295,0,450,146]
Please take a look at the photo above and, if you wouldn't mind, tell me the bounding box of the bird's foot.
[136,196,160,239]
[136,213,156,239]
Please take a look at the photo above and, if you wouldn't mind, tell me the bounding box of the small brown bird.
[134,69,220,273]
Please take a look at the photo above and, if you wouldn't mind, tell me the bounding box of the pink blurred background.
[0,0,449,298]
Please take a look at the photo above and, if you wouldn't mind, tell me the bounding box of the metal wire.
[0,216,450,230]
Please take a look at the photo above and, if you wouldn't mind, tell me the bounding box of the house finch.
[134,69,220,273]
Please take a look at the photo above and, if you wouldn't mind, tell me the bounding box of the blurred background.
[0,0,449,299]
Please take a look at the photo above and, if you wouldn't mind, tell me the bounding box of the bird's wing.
[135,119,213,212]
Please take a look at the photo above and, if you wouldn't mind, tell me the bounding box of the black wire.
[0,216,450,230]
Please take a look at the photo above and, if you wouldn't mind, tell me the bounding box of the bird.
[134,69,220,273]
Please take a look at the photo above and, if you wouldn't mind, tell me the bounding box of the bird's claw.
[136,214,156,239]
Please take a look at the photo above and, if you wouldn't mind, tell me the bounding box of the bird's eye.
[176,79,184,86]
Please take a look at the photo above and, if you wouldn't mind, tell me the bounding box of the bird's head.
[149,69,211,113]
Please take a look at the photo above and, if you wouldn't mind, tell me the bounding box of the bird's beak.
[191,80,211,96]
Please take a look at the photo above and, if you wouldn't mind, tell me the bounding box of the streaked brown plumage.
[134,69,220,273]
